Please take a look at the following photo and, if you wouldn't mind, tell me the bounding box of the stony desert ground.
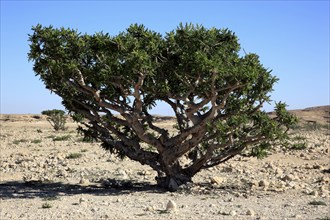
[0,106,329,220]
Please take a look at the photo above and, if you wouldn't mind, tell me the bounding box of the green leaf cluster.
[28,23,298,173]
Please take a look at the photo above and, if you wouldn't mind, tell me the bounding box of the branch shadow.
[0,179,165,200]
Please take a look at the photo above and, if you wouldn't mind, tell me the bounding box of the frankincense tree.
[41,109,66,131]
[28,23,297,191]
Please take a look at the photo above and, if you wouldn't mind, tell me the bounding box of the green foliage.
[41,202,52,209]
[41,109,66,131]
[13,139,28,145]
[249,142,271,159]
[28,23,298,190]
[77,126,97,143]
[31,139,42,144]
[291,142,307,150]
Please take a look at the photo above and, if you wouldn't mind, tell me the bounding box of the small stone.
[229,210,237,216]
[259,180,270,187]
[266,162,276,170]
[210,176,225,185]
[145,206,154,211]
[310,190,319,197]
[59,169,68,177]
[209,204,216,208]
[227,197,234,202]
[91,207,98,212]
[313,164,323,169]
[223,167,234,172]
[275,168,283,176]
[166,200,177,212]
[282,174,295,182]
[320,176,330,183]
[79,198,86,204]
[246,209,255,216]
[79,177,89,185]
[305,164,313,169]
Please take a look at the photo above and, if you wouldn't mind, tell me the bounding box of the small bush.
[66,152,82,159]
[249,143,271,159]
[13,139,28,145]
[291,142,307,150]
[41,202,52,209]
[41,109,66,131]
[31,139,42,144]
[32,115,42,119]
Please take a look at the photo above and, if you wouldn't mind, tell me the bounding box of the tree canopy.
[28,23,297,191]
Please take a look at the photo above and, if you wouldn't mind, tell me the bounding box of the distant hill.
[1,105,329,126]
[268,105,330,126]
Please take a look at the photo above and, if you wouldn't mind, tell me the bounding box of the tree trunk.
[155,163,192,192]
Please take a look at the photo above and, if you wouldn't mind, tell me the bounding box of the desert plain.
[0,106,329,219]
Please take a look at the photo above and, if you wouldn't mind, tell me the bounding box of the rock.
[305,164,313,169]
[266,162,276,170]
[313,164,323,169]
[210,176,225,185]
[223,166,234,172]
[229,210,237,216]
[246,209,255,216]
[249,180,259,188]
[79,198,86,204]
[59,169,68,178]
[166,200,177,212]
[275,168,283,176]
[79,177,89,185]
[209,204,216,208]
[145,206,154,211]
[227,197,234,202]
[91,208,98,212]
[259,180,270,188]
[282,174,296,182]
[310,190,319,197]
[319,176,329,183]
[137,170,150,176]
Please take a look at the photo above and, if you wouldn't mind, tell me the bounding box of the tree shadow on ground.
[0,179,165,200]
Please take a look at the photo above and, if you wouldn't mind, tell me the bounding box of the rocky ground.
[0,110,329,220]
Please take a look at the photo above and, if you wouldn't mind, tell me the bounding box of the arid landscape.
[0,106,329,219]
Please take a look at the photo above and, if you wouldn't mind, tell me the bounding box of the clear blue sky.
[1,1,329,115]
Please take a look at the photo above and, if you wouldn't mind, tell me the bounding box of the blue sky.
[1,1,329,115]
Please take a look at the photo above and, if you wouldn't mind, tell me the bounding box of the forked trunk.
[155,162,193,192]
